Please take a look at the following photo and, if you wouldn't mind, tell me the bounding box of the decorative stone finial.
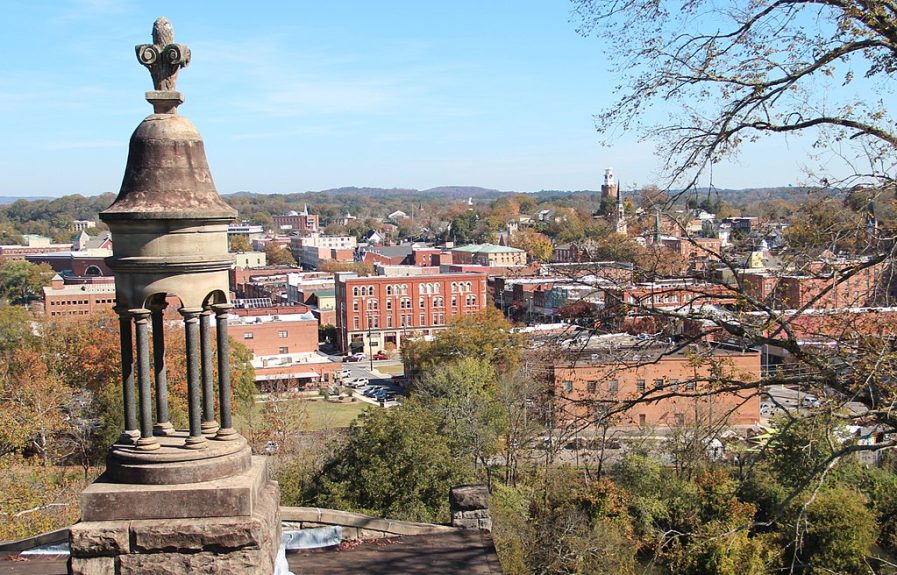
[136,17,191,113]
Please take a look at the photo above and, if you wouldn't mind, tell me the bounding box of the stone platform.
[70,456,281,575]
[107,432,251,485]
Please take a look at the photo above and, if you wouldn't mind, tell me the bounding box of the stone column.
[132,309,160,451]
[150,302,174,436]
[115,306,139,445]
[213,304,239,440]
[450,485,492,531]
[199,308,219,435]
[181,309,207,449]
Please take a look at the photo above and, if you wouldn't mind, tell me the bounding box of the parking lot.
[330,352,406,407]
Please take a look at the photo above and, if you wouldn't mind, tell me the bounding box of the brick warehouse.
[335,271,487,354]
[552,336,760,428]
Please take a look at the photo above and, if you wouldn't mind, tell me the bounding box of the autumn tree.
[0,261,53,303]
[264,242,296,266]
[402,307,527,378]
[307,404,472,522]
[228,234,251,253]
[509,229,553,262]
[318,260,374,276]
[573,0,897,191]
[413,357,506,478]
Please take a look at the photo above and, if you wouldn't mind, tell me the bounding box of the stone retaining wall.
[280,507,458,541]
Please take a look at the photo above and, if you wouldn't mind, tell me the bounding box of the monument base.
[69,456,281,575]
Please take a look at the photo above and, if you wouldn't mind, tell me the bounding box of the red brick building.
[231,308,319,356]
[272,208,318,234]
[740,260,886,310]
[553,339,760,428]
[335,271,488,354]
[604,280,736,313]
[27,252,113,277]
[229,308,340,391]
[659,237,721,260]
[43,275,117,317]
[0,241,72,263]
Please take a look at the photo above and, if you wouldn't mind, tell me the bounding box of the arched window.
[466,282,472,292]
[401,284,408,295]
[361,286,367,296]
[451,282,457,293]
[386,285,393,296]
[352,286,359,296]
[84,265,102,276]
[433,283,440,294]
[369,285,375,294]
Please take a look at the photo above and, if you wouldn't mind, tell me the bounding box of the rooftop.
[452,243,524,254]
[0,531,501,575]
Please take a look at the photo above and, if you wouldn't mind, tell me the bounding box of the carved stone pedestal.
[69,456,281,575]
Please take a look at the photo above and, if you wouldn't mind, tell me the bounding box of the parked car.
[346,377,369,388]
[372,351,388,360]
[344,353,365,362]
[363,386,385,397]
[337,368,352,379]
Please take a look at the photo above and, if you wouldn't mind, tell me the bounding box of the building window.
[419,297,425,308]
[433,283,440,294]
[639,414,646,426]
[451,282,457,293]
[278,330,288,338]
[279,346,288,354]
[386,299,392,310]
[608,380,619,393]
[587,380,597,393]
[669,379,679,391]
[675,413,685,426]
[685,380,696,391]
[243,332,253,340]
[353,301,359,312]
[563,381,573,393]
[386,286,393,296]
[420,313,426,325]
[451,296,457,306]
[353,318,359,330]
[386,315,393,328]
[361,286,367,296]
[636,379,645,393]
[352,286,358,296]
[654,378,664,390]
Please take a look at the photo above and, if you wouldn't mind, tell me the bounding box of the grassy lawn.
[374,363,405,376]
[304,398,369,430]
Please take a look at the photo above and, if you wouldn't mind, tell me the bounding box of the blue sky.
[2,0,827,197]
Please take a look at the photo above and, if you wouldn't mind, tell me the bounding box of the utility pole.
[368,321,374,372]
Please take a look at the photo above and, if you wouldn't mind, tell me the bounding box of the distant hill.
[0,196,54,205]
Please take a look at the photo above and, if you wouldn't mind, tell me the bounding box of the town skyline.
[2,1,847,198]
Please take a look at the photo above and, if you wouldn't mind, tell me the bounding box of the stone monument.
[68,17,281,575]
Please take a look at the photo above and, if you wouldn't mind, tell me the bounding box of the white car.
[337,368,352,380]
[346,377,369,388]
